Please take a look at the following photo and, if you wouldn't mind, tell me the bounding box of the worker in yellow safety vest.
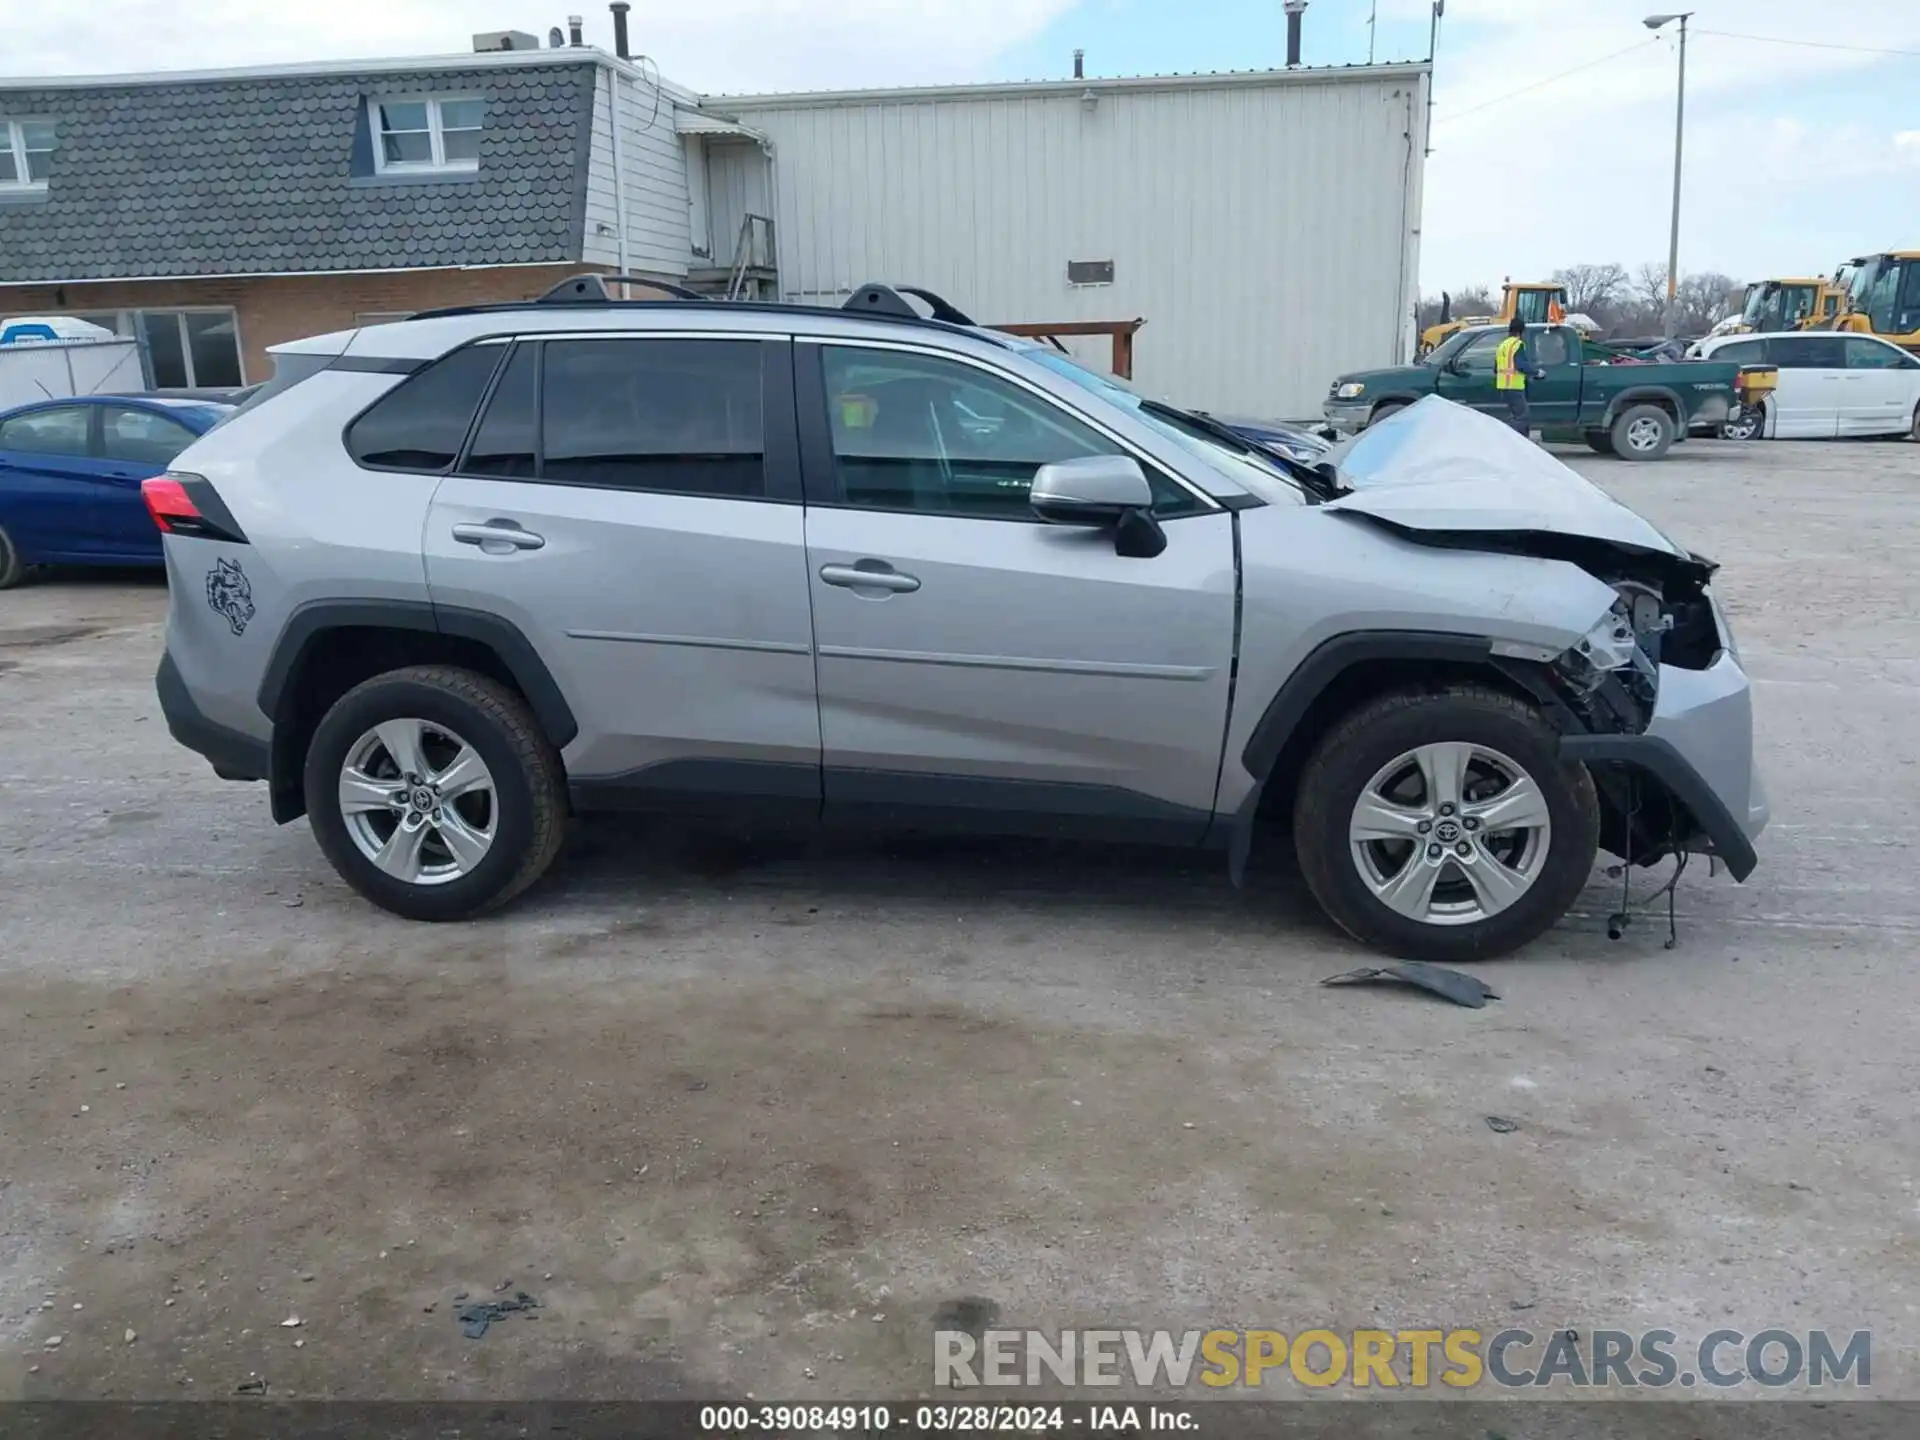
[1494,316,1542,437]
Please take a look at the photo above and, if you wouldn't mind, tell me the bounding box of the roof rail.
[537,273,710,303]
[842,283,975,326]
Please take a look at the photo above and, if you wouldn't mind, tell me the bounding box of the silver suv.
[148,277,1767,960]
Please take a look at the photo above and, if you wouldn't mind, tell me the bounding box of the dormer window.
[1,120,54,190]
[370,96,483,174]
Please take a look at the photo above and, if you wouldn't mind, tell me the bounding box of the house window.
[371,96,484,173]
[1,307,245,386]
[0,120,55,189]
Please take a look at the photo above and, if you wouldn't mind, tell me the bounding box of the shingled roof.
[0,58,598,283]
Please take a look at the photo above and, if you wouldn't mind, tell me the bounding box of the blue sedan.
[0,394,232,587]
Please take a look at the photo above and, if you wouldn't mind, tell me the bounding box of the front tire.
[1610,403,1675,460]
[1292,685,1600,962]
[1909,402,1920,443]
[1369,401,1409,429]
[303,665,568,921]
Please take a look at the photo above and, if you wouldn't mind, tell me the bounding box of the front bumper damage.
[1561,650,1767,880]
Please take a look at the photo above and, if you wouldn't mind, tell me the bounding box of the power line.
[1433,38,1660,126]
[1695,28,1920,59]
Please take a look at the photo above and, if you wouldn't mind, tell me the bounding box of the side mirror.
[1444,356,1466,375]
[1029,455,1154,525]
[1030,454,1165,558]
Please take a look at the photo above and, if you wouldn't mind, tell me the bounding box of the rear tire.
[0,526,26,589]
[1585,431,1616,455]
[1292,685,1600,962]
[1610,403,1675,460]
[1369,401,1409,428]
[303,665,568,921]
[1910,403,1920,443]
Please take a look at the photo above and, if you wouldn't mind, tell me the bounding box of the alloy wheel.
[337,718,497,886]
[1348,741,1552,927]
[1625,415,1666,453]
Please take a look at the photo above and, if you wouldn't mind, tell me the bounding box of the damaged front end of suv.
[1318,400,1768,885]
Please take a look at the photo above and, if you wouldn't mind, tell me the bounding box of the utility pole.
[1645,12,1692,339]
[1425,0,1442,158]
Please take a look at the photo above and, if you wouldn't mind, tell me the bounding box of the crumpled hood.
[1320,395,1692,560]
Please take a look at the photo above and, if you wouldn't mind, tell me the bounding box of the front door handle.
[820,561,920,594]
[452,520,545,551]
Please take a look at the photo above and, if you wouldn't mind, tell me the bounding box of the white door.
[1765,335,1845,439]
[1839,336,1920,436]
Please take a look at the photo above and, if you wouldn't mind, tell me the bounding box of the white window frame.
[369,95,483,175]
[7,308,247,387]
[1,119,54,191]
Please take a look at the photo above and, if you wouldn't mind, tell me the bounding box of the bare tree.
[1551,262,1628,314]
[1677,271,1740,334]
[1632,262,1671,316]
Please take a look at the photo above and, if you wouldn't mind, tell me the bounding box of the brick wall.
[0,264,617,383]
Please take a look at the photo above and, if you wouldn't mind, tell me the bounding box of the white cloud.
[3,0,1077,93]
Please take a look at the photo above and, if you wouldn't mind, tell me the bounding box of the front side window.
[1454,331,1504,373]
[540,339,765,498]
[1844,337,1914,370]
[372,96,485,173]
[1713,339,1764,365]
[100,406,197,466]
[0,119,54,189]
[347,344,504,472]
[0,405,90,457]
[821,347,1192,521]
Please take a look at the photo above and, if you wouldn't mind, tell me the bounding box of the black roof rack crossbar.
[538,274,710,303]
[842,283,975,326]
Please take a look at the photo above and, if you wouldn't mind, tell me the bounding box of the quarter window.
[539,339,765,498]
[99,407,197,466]
[346,345,504,472]
[0,405,89,457]
[371,96,484,173]
[0,119,54,189]
[819,347,1187,521]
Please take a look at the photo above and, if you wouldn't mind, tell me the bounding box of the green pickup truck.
[1322,323,1747,460]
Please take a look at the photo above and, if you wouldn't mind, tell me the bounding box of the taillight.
[141,473,202,534]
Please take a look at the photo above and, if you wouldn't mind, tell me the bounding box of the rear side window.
[100,406,197,466]
[1712,339,1764,365]
[1844,336,1913,370]
[539,339,764,498]
[346,344,503,472]
[1768,336,1845,370]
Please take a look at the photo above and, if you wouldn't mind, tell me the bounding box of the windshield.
[1014,344,1298,491]
[1421,330,1475,367]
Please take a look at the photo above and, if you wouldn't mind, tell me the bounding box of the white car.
[1691,331,1920,441]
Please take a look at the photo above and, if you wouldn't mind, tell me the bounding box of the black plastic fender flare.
[1226,630,1497,885]
[256,599,578,747]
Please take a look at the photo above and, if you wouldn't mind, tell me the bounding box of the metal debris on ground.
[236,1378,267,1395]
[1484,1115,1521,1134]
[1321,961,1499,1008]
[456,1290,540,1338]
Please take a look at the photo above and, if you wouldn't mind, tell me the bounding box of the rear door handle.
[452,520,545,551]
[820,562,920,593]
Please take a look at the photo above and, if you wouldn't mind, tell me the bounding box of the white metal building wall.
[583,65,695,276]
[716,67,1428,420]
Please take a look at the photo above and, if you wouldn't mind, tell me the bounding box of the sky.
[8,0,1919,295]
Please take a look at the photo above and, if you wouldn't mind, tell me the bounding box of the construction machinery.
[1823,251,1920,353]
[1417,280,1576,356]
[1707,277,1846,338]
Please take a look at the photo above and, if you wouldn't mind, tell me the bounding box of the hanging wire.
[1433,37,1662,126]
